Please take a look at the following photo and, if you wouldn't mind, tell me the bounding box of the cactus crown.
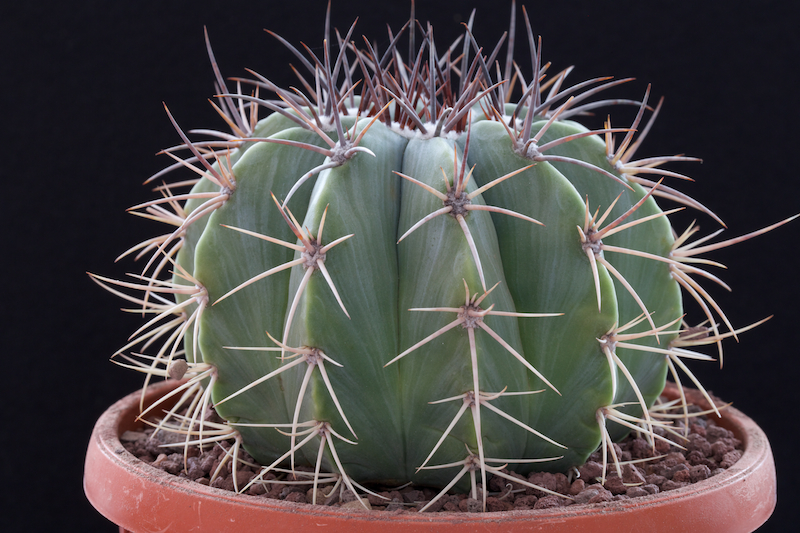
[92,1,795,512]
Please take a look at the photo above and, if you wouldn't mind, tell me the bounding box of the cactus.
[92,2,795,511]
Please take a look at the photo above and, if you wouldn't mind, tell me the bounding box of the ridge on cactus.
[91,1,796,512]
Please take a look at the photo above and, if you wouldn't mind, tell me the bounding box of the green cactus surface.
[93,3,796,511]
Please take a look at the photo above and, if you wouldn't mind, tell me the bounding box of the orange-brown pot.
[84,380,776,532]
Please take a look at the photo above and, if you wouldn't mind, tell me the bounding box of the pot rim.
[84,380,776,532]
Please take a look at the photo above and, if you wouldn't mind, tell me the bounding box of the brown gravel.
[121,397,742,513]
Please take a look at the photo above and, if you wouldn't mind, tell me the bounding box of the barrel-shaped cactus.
[93,3,794,510]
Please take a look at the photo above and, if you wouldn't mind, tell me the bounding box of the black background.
[3,1,797,531]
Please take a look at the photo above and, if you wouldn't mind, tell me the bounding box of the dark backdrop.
[3,1,797,531]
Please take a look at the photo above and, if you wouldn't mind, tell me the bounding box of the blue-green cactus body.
[98,7,771,506]
[172,104,682,485]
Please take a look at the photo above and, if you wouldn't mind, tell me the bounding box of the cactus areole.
[93,3,794,511]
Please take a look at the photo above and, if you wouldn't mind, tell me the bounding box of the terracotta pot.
[84,380,776,532]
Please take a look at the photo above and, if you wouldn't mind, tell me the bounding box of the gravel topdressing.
[121,390,742,513]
